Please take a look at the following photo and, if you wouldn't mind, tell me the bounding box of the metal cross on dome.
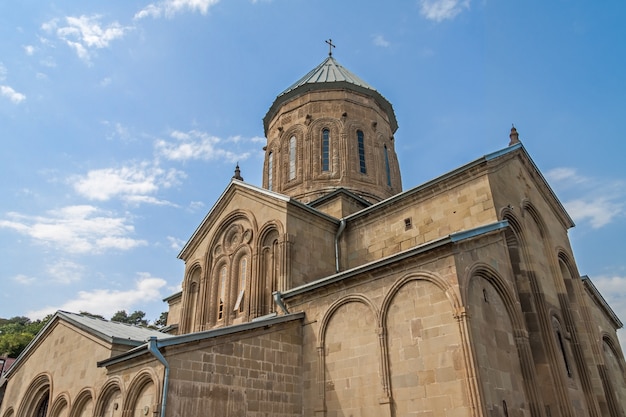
[325,39,335,56]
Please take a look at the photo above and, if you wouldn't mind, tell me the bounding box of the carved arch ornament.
[47,392,70,417]
[315,272,469,412]
[93,377,124,417]
[68,388,95,417]
[123,368,160,415]
[16,372,51,417]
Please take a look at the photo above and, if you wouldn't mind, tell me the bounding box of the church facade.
[1,55,625,417]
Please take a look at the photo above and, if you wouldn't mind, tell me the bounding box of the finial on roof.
[232,163,244,181]
[509,124,520,146]
[325,38,335,56]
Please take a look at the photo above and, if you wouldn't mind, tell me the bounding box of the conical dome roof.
[263,56,397,135]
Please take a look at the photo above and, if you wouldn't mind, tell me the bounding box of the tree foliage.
[0,315,51,357]
[110,310,149,327]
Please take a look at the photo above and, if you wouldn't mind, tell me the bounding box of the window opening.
[557,330,572,377]
[289,136,296,180]
[404,217,412,230]
[503,400,509,417]
[322,129,330,171]
[218,266,227,320]
[268,152,273,190]
[234,257,247,312]
[35,392,49,417]
[357,130,366,174]
[384,145,391,186]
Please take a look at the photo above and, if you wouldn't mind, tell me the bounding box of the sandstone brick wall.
[285,249,475,417]
[342,168,497,269]
[164,318,303,417]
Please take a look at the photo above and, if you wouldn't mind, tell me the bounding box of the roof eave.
[263,81,398,136]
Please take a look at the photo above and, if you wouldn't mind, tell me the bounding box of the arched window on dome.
[268,152,273,190]
[357,130,366,174]
[289,136,297,180]
[322,129,330,172]
[234,257,247,313]
[384,145,391,186]
[218,266,227,320]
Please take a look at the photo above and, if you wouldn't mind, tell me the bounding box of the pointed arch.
[68,388,94,417]
[48,392,70,417]
[318,294,379,346]
[93,377,124,417]
[318,294,381,415]
[180,263,202,333]
[308,118,341,177]
[466,263,535,416]
[123,369,160,417]
[2,407,14,417]
[16,372,51,417]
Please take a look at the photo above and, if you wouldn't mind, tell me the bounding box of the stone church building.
[2,54,625,417]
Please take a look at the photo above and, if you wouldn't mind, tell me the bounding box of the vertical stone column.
[454,307,485,417]
[514,329,548,417]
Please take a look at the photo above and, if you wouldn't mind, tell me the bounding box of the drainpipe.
[334,219,346,273]
[273,291,289,314]
[147,336,169,417]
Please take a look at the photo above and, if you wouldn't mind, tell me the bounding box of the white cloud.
[24,45,36,55]
[26,273,167,319]
[47,260,84,284]
[167,236,186,251]
[547,167,625,229]
[14,274,37,285]
[546,167,586,184]
[43,15,130,63]
[0,205,147,254]
[72,162,185,203]
[590,274,626,348]
[189,201,205,211]
[418,0,470,22]
[564,198,622,229]
[373,35,390,48]
[0,85,26,103]
[155,130,250,163]
[135,0,220,19]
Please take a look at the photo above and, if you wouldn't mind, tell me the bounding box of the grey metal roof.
[263,56,398,135]
[5,310,173,379]
[57,311,173,345]
[280,56,376,96]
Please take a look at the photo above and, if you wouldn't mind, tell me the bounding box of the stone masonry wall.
[165,318,303,417]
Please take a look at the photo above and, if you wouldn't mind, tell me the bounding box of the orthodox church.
[1,51,625,417]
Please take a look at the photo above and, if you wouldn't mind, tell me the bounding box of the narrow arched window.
[384,145,391,186]
[218,266,227,320]
[268,151,273,190]
[557,329,572,377]
[322,129,330,172]
[357,130,366,174]
[289,136,296,180]
[234,257,247,313]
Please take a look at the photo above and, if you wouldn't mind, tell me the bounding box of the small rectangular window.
[322,129,330,171]
[357,130,366,174]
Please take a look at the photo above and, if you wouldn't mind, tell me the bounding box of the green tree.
[153,312,168,328]
[0,315,51,357]
[110,310,149,327]
[79,311,106,320]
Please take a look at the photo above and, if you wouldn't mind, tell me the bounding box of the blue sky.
[1,0,625,345]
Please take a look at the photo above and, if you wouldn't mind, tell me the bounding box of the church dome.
[262,54,402,206]
[263,56,398,136]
